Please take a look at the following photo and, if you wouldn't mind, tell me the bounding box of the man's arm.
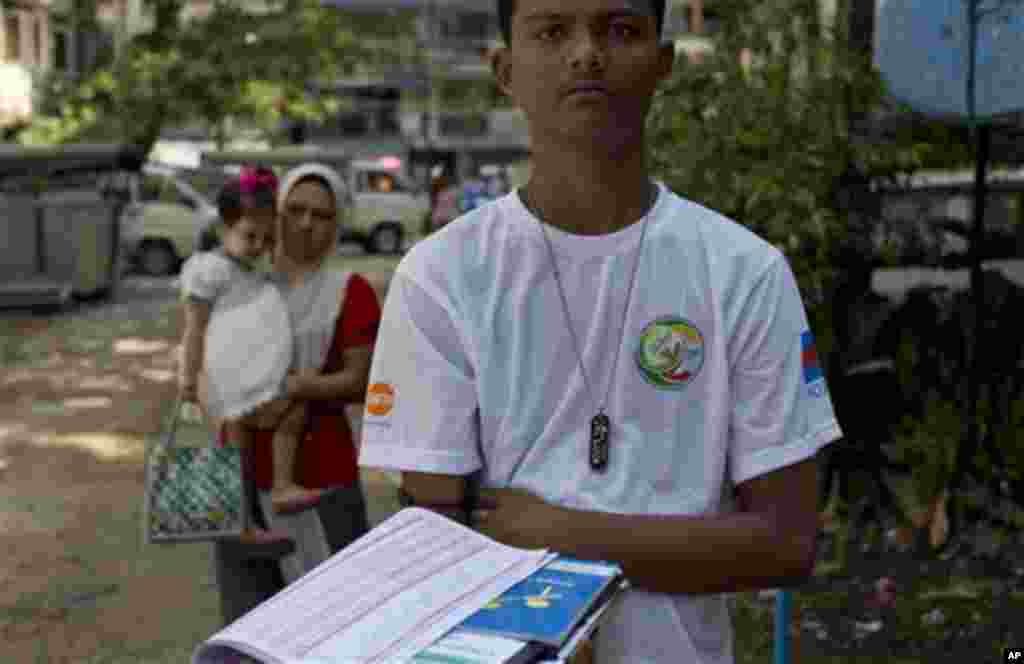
[400,471,473,525]
[475,456,820,596]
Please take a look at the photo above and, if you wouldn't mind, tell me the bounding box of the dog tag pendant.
[590,412,610,472]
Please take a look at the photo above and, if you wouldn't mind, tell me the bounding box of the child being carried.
[176,167,324,541]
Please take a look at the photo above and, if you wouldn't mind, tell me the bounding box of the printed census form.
[193,507,554,664]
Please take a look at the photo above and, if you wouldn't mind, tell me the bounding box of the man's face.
[493,0,674,148]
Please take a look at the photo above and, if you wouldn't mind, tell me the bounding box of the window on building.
[702,10,723,36]
[438,14,456,40]
[440,79,494,111]
[5,14,20,62]
[53,30,69,70]
[361,87,400,134]
[437,10,495,44]
[439,113,487,136]
[376,107,400,134]
[456,11,492,42]
[664,2,689,36]
[338,112,370,137]
[33,15,41,65]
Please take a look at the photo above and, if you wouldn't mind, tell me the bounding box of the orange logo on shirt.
[366,383,394,416]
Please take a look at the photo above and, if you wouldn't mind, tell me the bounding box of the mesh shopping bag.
[143,398,248,543]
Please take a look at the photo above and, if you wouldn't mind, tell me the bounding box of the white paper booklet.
[192,508,554,664]
[412,631,538,664]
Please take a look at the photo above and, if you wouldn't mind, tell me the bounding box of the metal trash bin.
[40,187,124,299]
[0,144,144,309]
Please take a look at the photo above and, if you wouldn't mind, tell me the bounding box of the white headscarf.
[275,162,351,270]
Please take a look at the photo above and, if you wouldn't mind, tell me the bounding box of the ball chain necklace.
[522,181,656,472]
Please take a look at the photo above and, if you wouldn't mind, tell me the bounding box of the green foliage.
[887,389,1024,513]
[892,397,961,505]
[20,1,422,151]
[647,0,974,310]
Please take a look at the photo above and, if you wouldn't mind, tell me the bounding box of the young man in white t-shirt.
[359,1,842,662]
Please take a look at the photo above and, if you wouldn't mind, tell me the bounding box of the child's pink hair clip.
[239,166,279,194]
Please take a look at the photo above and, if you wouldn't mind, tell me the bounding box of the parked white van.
[347,158,430,254]
[118,163,219,276]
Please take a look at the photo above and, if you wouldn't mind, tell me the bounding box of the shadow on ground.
[0,273,400,664]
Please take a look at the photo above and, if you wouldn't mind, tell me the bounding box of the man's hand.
[472,488,571,550]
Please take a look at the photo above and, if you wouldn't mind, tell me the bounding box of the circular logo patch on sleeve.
[636,317,705,390]
[366,383,395,416]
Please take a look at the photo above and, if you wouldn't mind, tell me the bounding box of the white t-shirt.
[359,182,842,664]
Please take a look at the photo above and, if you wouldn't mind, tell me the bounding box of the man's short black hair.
[497,0,667,45]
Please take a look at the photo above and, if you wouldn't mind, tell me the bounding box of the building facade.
[309,0,718,184]
[1,0,53,128]
[0,0,143,132]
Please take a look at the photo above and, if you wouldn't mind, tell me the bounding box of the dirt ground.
[0,269,400,664]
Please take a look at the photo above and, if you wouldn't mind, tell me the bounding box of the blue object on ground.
[775,590,790,664]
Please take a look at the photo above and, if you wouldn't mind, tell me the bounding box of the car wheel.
[370,224,403,255]
[138,240,179,277]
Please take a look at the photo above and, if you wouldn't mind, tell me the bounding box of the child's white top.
[180,251,292,421]
[359,183,842,664]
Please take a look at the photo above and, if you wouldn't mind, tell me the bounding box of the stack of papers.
[412,632,543,664]
[192,508,554,664]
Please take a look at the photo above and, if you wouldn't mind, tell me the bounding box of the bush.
[891,397,960,508]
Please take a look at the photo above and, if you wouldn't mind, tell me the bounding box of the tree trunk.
[126,0,185,156]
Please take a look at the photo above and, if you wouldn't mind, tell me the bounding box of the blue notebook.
[456,556,624,650]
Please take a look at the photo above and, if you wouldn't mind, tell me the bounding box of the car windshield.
[362,171,406,193]
[175,168,231,202]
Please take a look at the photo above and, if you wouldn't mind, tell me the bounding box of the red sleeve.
[321,273,381,375]
[339,273,382,349]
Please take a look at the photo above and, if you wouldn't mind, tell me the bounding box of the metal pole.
[774,590,791,664]
[947,0,988,533]
[950,122,990,505]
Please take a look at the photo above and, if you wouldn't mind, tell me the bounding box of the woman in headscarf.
[209,163,381,625]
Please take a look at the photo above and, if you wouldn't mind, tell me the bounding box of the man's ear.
[491,46,514,98]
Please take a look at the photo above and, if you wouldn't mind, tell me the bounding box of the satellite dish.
[876,0,1024,122]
